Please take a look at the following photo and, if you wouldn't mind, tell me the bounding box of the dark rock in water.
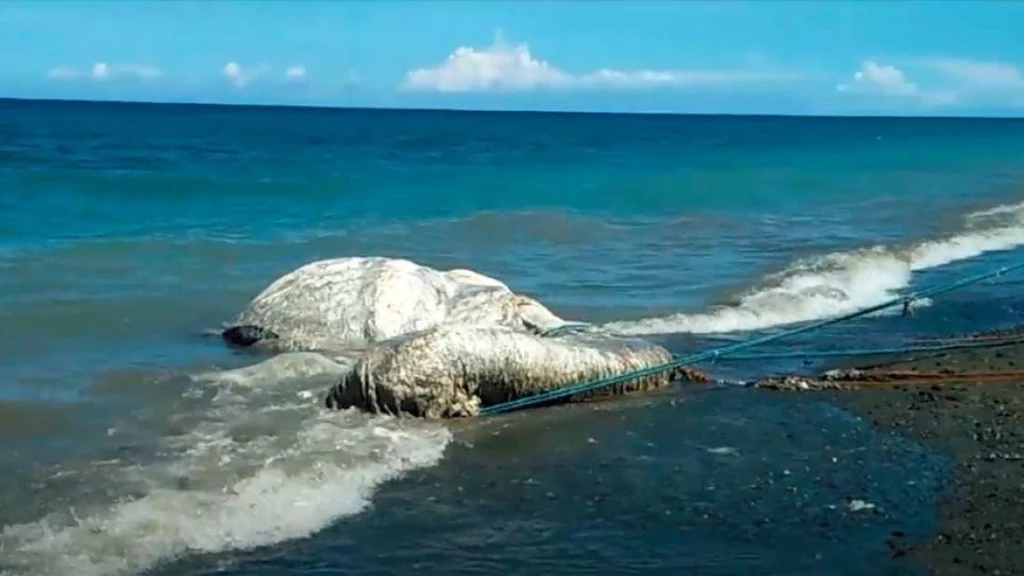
[221,325,279,347]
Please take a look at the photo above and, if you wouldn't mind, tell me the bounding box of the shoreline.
[753,337,1024,575]
[833,380,1024,575]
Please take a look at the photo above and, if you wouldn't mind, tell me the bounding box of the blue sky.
[3,0,1024,116]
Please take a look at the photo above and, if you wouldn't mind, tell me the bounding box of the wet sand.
[754,334,1024,575]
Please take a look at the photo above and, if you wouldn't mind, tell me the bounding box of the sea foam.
[604,201,1024,335]
[7,201,1024,576]
[0,356,451,576]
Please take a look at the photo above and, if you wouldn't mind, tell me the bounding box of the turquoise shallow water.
[3,99,1024,575]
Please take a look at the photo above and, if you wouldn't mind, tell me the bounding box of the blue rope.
[479,260,1024,417]
[709,336,1024,361]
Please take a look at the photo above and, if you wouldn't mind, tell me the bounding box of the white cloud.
[578,68,789,88]
[46,62,161,81]
[91,62,110,80]
[402,37,800,93]
[837,57,1024,110]
[837,60,957,107]
[837,60,918,97]
[224,62,307,87]
[404,42,567,92]
[917,58,1024,91]
[223,61,248,87]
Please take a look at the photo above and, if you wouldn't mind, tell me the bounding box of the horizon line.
[2,95,1023,121]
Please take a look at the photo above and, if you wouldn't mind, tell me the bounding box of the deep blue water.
[3,99,1024,575]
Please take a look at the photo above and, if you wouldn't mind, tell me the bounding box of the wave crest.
[0,361,451,576]
[605,201,1024,335]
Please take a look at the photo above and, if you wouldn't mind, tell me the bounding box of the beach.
[841,380,1024,575]
[754,332,1024,575]
[4,99,1024,575]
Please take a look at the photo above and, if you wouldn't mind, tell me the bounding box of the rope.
[479,260,1024,417]
[708,335,1024,361]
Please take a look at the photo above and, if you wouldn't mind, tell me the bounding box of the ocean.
[2,99,1024,575]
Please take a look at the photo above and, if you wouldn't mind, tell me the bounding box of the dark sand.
[754,336,1024,575]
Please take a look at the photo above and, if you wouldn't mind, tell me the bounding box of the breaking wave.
[0,357,451,576]
[605,201,1024,335]
[6,200,1024,576]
